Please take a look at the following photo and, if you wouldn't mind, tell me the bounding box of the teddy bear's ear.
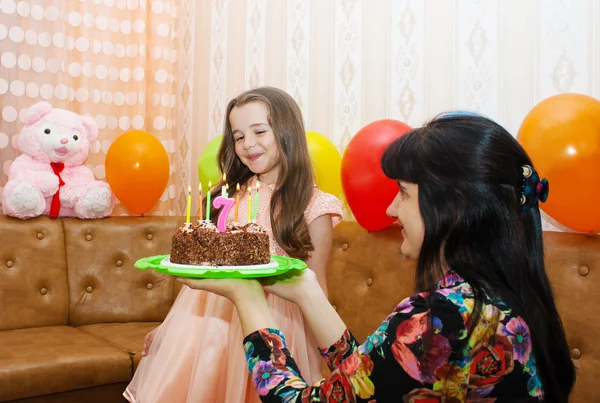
[24,102,53,125]
[81,115,99,142]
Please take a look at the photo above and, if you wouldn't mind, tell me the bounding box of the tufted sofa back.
[62,217,182,326]
[0,216,182,331]
[0,216,69,330]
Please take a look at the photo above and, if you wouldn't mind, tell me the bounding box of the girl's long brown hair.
[207,86,315,260]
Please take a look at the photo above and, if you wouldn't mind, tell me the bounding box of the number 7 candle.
[213,193,235,232]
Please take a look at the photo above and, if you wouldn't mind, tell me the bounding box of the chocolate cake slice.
[170,221,271,266]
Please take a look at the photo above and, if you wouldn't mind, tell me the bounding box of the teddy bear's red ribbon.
[50,162,65,218]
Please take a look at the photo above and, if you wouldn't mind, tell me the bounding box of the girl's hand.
[176,277,263,304]
[260,269,320,305]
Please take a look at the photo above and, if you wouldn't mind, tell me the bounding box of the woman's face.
[386,181,424,260]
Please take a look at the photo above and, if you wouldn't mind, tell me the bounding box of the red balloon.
[342,119,412,231]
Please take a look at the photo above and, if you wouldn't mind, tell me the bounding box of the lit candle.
[234,183,240,222]
[185,185,191,223]
[205,181,212,221]
[197,182,203,221]
[252,181,260,221]
[247,185,253,223]
[213,195,235,232]
[221,173,227,197]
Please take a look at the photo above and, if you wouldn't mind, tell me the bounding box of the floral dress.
[243,270,543,402]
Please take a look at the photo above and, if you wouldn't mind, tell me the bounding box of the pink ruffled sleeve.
[304,187,343,228]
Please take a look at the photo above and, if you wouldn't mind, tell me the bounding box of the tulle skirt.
[124,286,322,403]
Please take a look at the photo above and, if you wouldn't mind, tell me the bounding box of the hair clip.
[520,164,549,213]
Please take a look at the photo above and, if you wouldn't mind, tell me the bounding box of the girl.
[180,112,575,402]
[124,86,342,402]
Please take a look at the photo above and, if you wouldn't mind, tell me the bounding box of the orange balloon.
[106,131,170,215]
[517,93,600,233]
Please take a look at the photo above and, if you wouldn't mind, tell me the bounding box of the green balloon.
[198,135,223,189]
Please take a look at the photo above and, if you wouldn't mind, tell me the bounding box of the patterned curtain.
[0,0,196,216]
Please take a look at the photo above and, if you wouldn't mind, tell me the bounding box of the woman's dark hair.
[381,112,575,402]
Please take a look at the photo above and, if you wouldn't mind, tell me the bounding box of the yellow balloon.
[306,131,342,197]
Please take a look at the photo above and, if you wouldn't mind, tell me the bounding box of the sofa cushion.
[78,322,161,371]
[0,326,131,402]
[63,217,181,327]
[0,216,69,331]
[327,222,416,342]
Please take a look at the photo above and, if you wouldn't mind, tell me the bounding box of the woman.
[179,112,575,402]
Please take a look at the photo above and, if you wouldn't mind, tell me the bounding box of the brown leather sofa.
[0,216,597,402]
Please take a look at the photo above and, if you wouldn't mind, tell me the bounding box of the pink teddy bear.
[2,101,115,219]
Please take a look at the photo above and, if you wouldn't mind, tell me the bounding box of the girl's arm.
[304,215,334,297]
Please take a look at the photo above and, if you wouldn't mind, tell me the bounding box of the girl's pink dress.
[124,177,342,403]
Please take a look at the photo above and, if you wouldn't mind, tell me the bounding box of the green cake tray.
[134,255,307,279]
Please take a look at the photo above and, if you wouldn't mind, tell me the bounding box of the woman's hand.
[176,277,264,305]
[263,268,347,348]
[260,269,320,305]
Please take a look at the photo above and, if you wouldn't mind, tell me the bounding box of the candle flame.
[248,185,252,192]
[256,181,260,190]
[226,183,229,190]
[236,183,240,191]
[222,172,226,182]
[187,185,191,193]
[198,183,202,192]
[208,181,212,188]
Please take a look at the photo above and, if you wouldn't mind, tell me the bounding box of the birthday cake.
[170,221,271,266]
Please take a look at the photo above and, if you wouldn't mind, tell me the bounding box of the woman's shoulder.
[304,186,343,226]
